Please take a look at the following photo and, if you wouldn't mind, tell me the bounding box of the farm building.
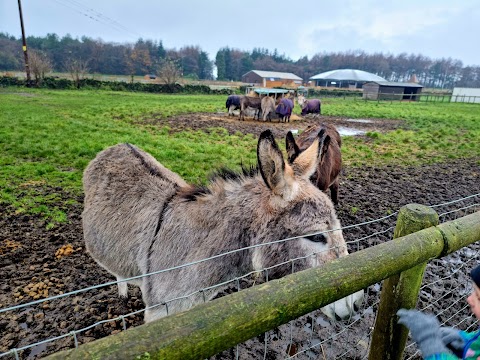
[245,87,294,102]
[242,70,303,88]
[362,81,424,101]
[451,87,480,103]
[309,69,386,88]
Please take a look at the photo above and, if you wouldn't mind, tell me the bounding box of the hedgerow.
[0,76,235,95]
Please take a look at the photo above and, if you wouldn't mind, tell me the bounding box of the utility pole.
[17,0,31,84]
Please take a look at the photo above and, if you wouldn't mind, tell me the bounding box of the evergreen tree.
[215,50,226,80]
[199,51,213,80]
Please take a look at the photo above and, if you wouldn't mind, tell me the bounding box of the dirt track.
[1,113,480,359]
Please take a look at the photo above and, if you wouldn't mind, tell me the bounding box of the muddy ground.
[1,113,480,359]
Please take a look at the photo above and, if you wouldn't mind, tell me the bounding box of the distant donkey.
[226,95,242,116]
[301,99,321,116]
[298,95,321,115]
[261,96,276,121]
[82,129,362,323]
[276,98,294,122]
[239,96,262,120]
[286,123,342,204]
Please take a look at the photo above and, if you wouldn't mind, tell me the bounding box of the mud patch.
[136,112,405,139]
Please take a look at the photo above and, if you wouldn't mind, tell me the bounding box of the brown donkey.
[82,130,361,322]
[286,123,342,204]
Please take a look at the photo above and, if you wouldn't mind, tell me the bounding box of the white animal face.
[297,95,306,107]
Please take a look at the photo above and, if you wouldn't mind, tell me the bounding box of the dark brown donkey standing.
[239,96,262,121]
[286,123,342,205]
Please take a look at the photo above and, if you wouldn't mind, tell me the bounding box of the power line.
[65,0,143,38]
[50,0,142,40]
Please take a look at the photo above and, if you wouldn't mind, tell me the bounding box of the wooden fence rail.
[45,207,480,360]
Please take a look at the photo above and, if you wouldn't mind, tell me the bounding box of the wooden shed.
[242,70,302,88]
[363,81,424,101]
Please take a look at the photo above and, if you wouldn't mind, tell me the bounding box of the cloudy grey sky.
[1,0,479,66]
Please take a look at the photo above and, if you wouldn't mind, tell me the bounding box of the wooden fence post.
[368,204,439,360]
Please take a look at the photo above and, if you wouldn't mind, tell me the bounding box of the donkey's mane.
[125,143,163,178]
[211,165,258,182]
[178,164,259,201]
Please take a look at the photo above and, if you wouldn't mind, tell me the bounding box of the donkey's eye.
[305,234,327,243]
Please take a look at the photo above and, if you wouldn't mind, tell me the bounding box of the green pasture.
[1,88,479,228]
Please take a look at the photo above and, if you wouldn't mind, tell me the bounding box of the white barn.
[451,87,480,103]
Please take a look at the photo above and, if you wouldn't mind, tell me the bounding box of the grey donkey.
[82,129,363,323]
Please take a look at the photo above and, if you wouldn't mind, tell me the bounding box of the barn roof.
[367,81,424,88]
[251,87,291,94]
[244,70,303,81]
[310,69,386,82]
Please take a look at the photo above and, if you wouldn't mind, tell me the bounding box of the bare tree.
[64,58,89,88]
[29,50,52,86]
[157,58,182,85]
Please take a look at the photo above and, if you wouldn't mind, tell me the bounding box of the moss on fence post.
[368,204,439,360]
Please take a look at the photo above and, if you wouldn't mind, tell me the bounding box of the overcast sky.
[1,0,479,66]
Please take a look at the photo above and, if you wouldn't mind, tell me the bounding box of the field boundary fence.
[360,91,480,103]
[1,194,479,359]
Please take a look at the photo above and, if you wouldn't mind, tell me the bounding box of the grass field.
[1,88,479,227]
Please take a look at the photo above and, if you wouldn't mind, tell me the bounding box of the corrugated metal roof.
[251,87,290,94]
[244,70,303,81]
[310,69,386,82]
[368,81,424,88]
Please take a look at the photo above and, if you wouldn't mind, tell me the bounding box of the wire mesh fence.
[0,193,479,359]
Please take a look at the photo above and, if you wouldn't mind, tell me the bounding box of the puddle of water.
[337,126,366,136]
[29,343,48,357]
[346,118,373,123]
[316,316,331,327]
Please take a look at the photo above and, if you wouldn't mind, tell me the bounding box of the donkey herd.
[82,100,360,325]
[226,93,321,122]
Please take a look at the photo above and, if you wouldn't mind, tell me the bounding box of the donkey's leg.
[117,276,128,298]
[144,306,168,323]
[330,179,339,205]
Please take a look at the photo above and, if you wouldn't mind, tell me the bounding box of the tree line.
[216,47,480,89]
[1,32,480,89]
[0,32,214,82]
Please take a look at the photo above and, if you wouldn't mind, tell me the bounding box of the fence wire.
[0,193,479,359]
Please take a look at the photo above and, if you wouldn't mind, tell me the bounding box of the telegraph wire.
[50,0,142,40]
[61,0,143,38]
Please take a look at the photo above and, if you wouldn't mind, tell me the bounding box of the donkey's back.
[82,143,187,295]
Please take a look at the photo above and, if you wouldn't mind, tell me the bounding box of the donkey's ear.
[285,131,300,164]
[321,134,331,162]
[292,129,328,179]
[257,130,288,194]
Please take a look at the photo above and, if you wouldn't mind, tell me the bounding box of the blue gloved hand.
[397,309,450,358]
[440,326,465,358]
